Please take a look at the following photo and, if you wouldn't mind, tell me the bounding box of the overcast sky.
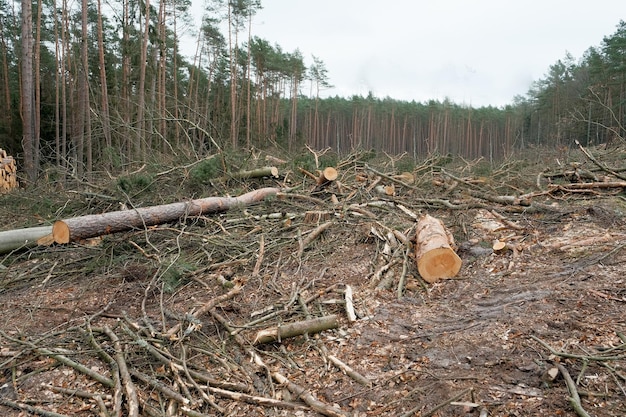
[192,1,623,108]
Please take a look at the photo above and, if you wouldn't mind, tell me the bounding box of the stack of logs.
[0,148,18,193]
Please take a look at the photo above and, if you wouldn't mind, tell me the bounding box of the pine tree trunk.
[20,0,36,183]
[52,188,281,244]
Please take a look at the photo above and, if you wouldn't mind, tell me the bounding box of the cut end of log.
[417,247,462,283]
[0,148,19,194]
[317,167,338,184]
[52,221,71,244]
[492,240,507,251]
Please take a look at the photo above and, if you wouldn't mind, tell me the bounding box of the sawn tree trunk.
[52,187,280,244]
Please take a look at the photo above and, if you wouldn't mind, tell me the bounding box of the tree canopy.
[3,1,625,182]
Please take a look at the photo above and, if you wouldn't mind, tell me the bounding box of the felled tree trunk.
[52,187,280,244]
[0,226,53,254]
[414,214,462,283]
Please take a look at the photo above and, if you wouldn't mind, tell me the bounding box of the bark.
[0,226,53,254]
[20,0,36,183]
[227,166,278,180]
[253,314,339,345]
[52,187,280,244]
[415,214,462,283]
[317,167,338,185]
[96,0,112,163]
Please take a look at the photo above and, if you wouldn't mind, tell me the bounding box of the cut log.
[0,226,53,254]
[52,187,280,244]
[317,167,338,185]
[415,214,462,283]
[253,315,339,345]
[227,166,279,180]
[0,149,18,194]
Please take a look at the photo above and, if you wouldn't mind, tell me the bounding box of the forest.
[3,0,626,183]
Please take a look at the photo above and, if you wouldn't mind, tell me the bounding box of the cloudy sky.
[192,1,623,107]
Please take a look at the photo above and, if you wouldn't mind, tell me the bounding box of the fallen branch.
[166,281,243,339]
[205,385,308,411]
[0,331,114,388]
[576,139,626,181]
[272,372,349,417]
[328,354,372,387]
[344,285,357,322]
[226,166,279,180]
[102,326,139,417]
[400,387,472,417]
[0,397,71,417]
[253,315,339,345]
[554,363,591,417]
[297,221,333,257]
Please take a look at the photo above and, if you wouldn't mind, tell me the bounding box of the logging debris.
[2,146,626,416]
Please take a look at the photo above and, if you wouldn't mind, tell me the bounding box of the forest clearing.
[2,0,626,415]
[1,144,625,417]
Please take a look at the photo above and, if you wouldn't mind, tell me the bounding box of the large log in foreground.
[52,187,280,244]
[415,214,462,283]
[0,226,53,254]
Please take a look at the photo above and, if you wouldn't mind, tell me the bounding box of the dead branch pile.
[1,144,626,416]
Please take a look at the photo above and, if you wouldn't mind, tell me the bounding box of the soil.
[0,148,625,417]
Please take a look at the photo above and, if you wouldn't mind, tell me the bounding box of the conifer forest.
[2,0,626,182]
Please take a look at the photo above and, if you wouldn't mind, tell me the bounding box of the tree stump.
[414,214,462,283]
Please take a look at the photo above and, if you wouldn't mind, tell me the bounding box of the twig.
[576,139,626,180]
[369,259,399,288]
[252,234,265,277]
[80,323,123,417]
[297,221,333,258]
[205,385,309,411]
[399,387,472,417]
[554,363,591,417]
[0,397,71,417]
[365,164,420,191]
[397,246,410,299]
[272,372,349,417]
[210,309,348,416]
[165,281,243,338]
[179,344,223,413]
[128,368,189,406]
[530,335,625,361]
[0,331,114,388]
[101,326,139,417]
[328,354,372,387]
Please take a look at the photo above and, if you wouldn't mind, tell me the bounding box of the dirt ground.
[1,148,625,417]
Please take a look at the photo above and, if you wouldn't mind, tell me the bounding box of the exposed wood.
[297,221,333,257]
[228,166,278,180]
[344,285,357,322]
[415,214,462,283]
[0,226,53,254]
[272,372,349,417]
[253,314,339,345]
[317,166,338,185]
[0,149,18,193]
[52,187,280,244]
[328,354,372,387]
[492,240,507,251]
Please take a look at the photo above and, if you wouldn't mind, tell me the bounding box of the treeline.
[2,0,625,183]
